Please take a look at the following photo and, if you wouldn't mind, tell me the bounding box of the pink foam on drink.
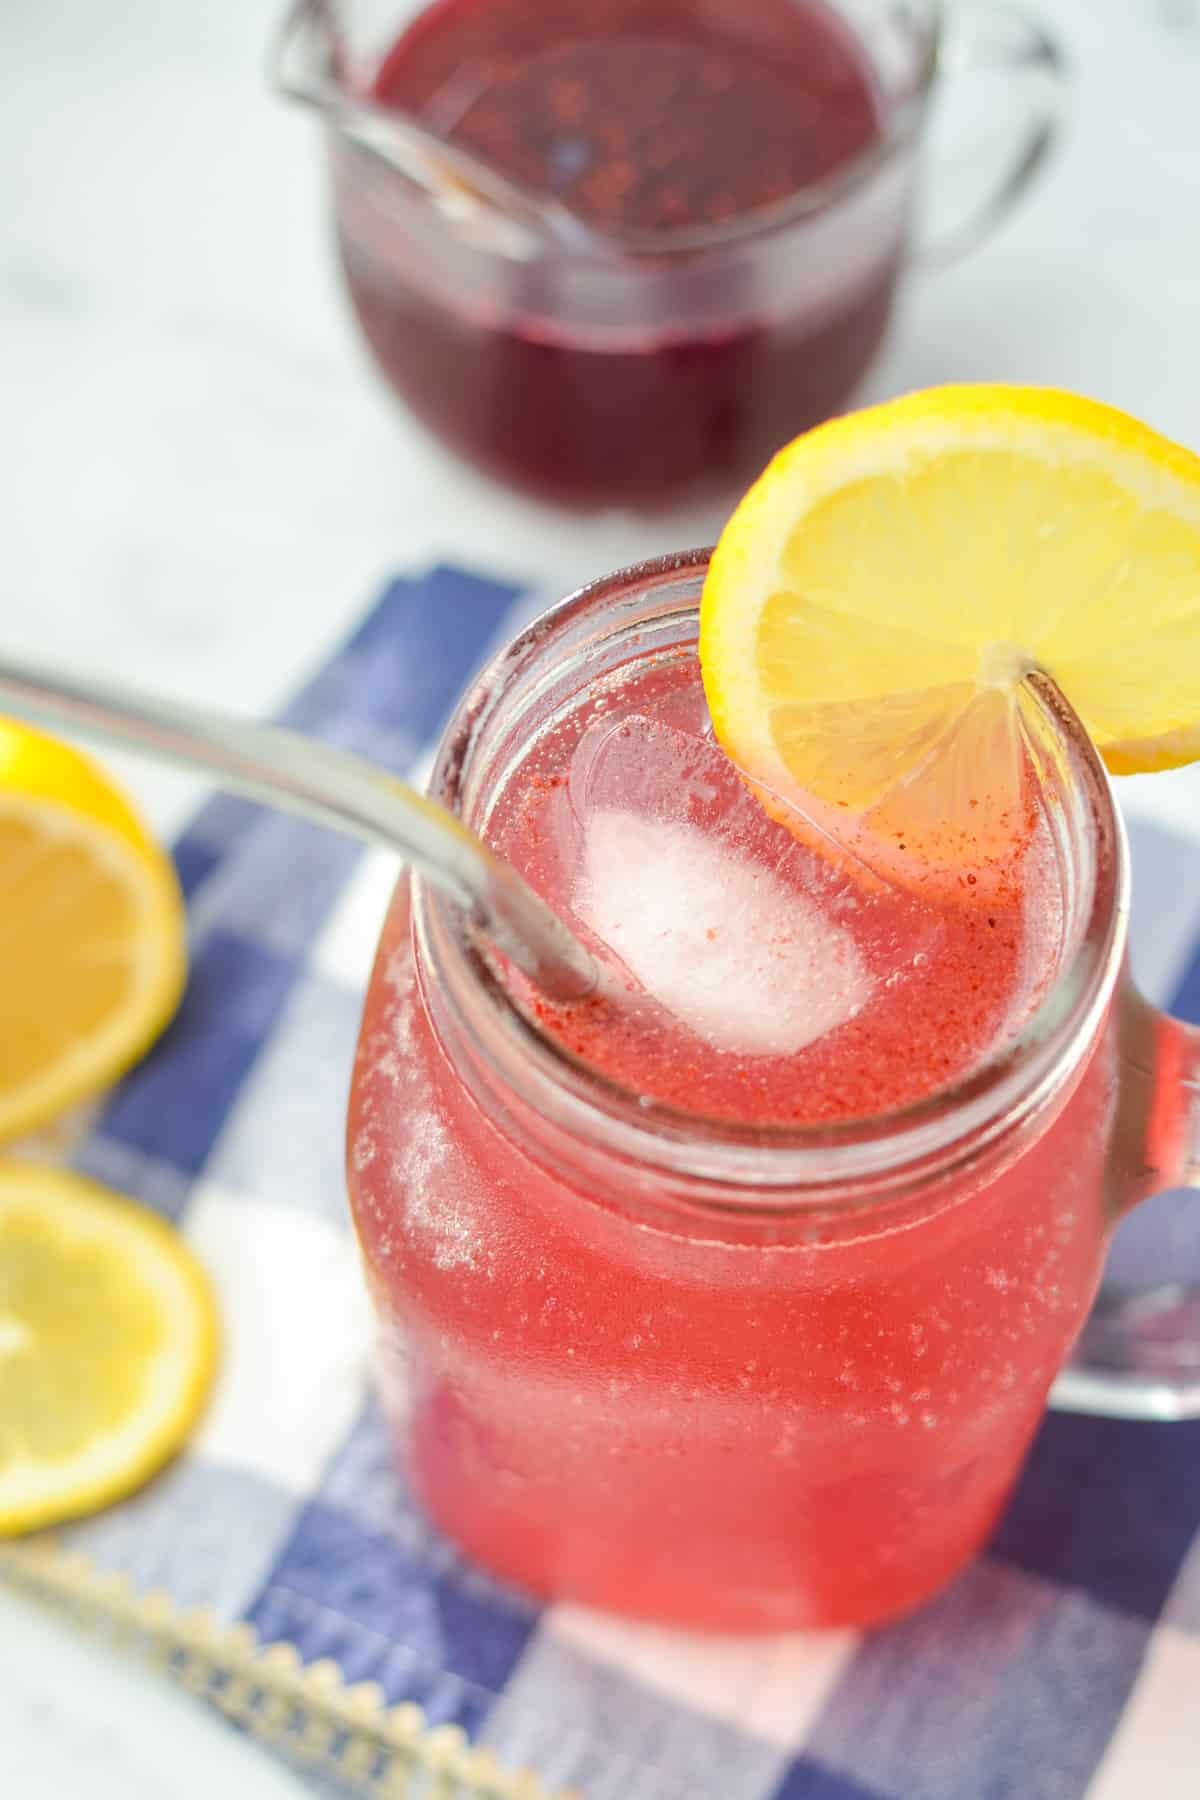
[488,670,1061,1125]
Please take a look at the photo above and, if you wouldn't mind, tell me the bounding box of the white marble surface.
[1,0,1199,1792]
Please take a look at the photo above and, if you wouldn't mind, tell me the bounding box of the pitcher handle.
[1051,990,1200,1420]
[918,1,1069,269]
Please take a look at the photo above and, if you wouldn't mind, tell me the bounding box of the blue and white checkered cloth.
[54,565,1200,1799]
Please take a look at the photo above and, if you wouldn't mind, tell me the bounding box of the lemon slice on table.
[0,1162,217,1534]
[700,385,1200,890]
[0,720,186,1143]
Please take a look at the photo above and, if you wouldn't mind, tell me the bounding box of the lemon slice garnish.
[701,385,1200,887]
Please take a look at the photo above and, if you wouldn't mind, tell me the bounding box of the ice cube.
[555,711,948,1059]
[577,805,871,1057]
[568,711,729,836]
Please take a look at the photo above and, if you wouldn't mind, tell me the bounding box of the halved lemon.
[0,1162,217,1534]
[701,385,1200,888]
[0,721,186,1142]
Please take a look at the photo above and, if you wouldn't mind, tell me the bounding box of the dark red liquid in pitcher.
[339,0,893,506]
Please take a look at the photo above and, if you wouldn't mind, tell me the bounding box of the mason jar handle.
[918,1,1068,269]
[1050,991,1200,1420]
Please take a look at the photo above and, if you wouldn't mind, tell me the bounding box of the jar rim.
[416,550,1126,1204]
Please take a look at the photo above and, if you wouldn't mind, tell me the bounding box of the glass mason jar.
[347,554,1200,1632]
[276,0,1066,509]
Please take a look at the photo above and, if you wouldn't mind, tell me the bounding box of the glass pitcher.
[274,0,1066,509]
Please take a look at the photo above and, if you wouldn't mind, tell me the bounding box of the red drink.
[336,0,897,507]
[347,564,1119,1631]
